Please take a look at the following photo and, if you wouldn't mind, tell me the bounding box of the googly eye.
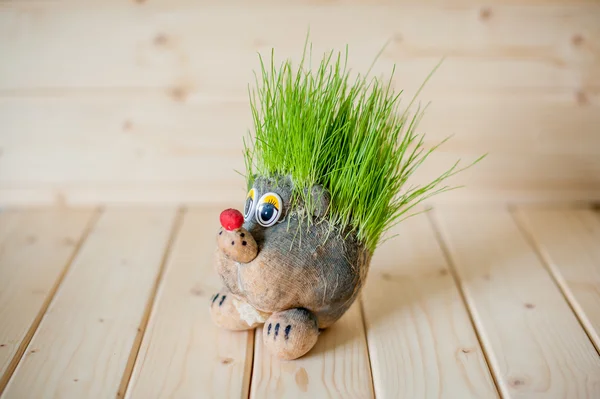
[255,192,283,227]
[244,188,257,221]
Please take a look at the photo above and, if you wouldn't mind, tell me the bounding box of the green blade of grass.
[243,41,486,252]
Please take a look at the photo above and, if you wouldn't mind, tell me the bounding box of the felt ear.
[309,185,331,218]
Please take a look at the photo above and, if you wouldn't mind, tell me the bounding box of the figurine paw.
[209,290,263,331]
[263,308,319,360]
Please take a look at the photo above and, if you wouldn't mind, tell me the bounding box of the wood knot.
[190,287,204,297]
[169,86,188,102]
[154,33,169,47]
[221,357,234,365]
[575,90,589,105]
[25,235,37,245]
[73,379,79,382]
[439,269,449,277]
[457,347,476,358]
[509,376,528,388]
[381,272,392,281]
[295,367,309,392]
[524,303,535,309]
[571,34,584,46]
[122,120,133,131]
[99,318,104,323]
[479,7,492,21]
[0,344,6,347]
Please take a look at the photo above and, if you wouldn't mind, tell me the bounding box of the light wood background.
[1,0,599,206]
[2,205,600,398]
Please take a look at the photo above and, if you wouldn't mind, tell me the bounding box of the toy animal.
[209,44,482,360]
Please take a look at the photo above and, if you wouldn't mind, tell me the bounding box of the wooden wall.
[1,0,599,206]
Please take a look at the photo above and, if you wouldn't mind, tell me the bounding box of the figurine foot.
[209,289,268,331]
[263,308,319,360]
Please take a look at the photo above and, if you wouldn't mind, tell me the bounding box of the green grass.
[243,41,485,252]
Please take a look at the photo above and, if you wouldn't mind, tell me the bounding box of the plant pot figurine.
[209,45,483,360]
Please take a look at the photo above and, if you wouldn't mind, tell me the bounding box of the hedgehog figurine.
[209,45,482,360]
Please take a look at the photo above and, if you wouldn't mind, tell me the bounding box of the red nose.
[220,208,244,231]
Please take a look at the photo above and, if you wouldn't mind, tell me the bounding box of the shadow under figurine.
[208,44,483,360]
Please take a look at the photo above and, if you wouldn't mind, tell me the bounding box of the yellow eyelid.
[247,188,255,200]
[262,194,280,209]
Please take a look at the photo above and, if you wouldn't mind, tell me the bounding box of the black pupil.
[259,203,275,222]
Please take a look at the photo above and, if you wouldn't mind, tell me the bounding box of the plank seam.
[249,327,262,398]
[0,206,104,396]
[509,205,600,356]
[243,329,256,399]
[358,296,376,399]
[117,206,187,399]
[426,210,504,399]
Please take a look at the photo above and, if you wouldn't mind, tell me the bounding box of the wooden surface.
[251,302,373,399]
[1,1,599,205]
[2,208,178,398]
[432,207,600,398]
[1,204,600,398]
[0,208,96,389]
[513,207,600,353]
[362,213,497,398]
[127,208,254,399]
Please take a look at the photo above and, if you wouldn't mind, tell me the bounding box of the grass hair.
[242,40,485,252]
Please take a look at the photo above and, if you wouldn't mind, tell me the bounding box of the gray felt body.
[215,175,371,328]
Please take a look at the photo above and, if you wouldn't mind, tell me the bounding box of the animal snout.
[217,208,258,263]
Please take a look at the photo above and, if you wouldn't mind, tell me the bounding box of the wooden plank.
[0,208,97,393]
[0,4,598,92]
[361,213,498,398]
[125,207,254,398]
[431,207,600,398]
[0,92,598,206]
[0,2,599,206]
[2,207,178,399]
[250,301,373,398]
[2,0,599,6]
[513,206,600,352]
[1,186,600,208]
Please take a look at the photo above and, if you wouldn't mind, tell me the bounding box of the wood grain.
[1,208,177,399]
[0,208,96,393]
[362,213,499,398]
[0,92,598,206]
[0,2,599,204]
[513,206,600,353]
[431,207,600,398]
[250,301,373,398]
[0,3,598,91]
[125,207,254,399]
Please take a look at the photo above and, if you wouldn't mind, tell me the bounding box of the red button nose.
[220,208,244,231]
